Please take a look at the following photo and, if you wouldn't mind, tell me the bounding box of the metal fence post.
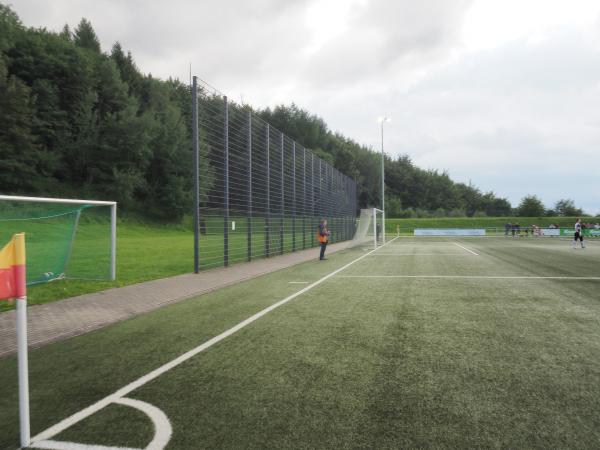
[311,153,315,247]
[192,76,200,273]
[265,124,270,257]
[336,169,340,242]
[247,110,252,262]
[223,96,229,267]
[280,132,284,255]
[319,159,322,223]
[302,147,306,250]
[292,142,296,252]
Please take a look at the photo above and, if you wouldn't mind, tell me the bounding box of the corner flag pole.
[17,295,30,447]
[0,233,30,447]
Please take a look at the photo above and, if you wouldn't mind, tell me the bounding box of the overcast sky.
[11,0,600,214]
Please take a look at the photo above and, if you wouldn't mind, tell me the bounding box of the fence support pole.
[223,96,229,267]
[292,142,296,252]
[265,124,270,257]
[302,147,306,250]
[247,110,252,262]
[319,159,322,228]
[192,76,200,273]
[280,133,284,255]
[311,154,315,247]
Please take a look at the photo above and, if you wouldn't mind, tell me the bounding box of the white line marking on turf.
[30,238,398,447]
[452,242,479,255]
[339,275,600,280]
[30,398,171,450]
[114,398,172,450]
[367,253,469,256]
[30,440,138,449]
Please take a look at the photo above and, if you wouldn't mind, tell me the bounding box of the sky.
[10,0,600,214]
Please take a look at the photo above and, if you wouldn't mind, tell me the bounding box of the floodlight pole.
[379,117,390,244]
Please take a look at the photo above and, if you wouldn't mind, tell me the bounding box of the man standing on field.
[317,219,330,260]
[573,218,585,249]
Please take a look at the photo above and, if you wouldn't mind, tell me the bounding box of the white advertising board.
[414,229,486,236]
[539,228,560,236]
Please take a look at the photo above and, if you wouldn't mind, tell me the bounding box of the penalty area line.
[339,275,600,280]
[452,242,479,256]
[30,237,398,446]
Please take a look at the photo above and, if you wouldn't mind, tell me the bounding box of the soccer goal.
[351,208,385,249]
[0,195,117,282]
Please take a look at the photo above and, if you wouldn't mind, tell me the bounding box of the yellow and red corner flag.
[0,233,26,300]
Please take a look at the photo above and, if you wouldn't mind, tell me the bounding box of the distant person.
[317,219,330,260]
[504,223,511,236]
[376,223,381,242]
[573,218,585,249]
[595,223,600,230]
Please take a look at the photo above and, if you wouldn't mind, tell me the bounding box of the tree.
[0,59,41,191]
[59,24,71,42]
[517,195,546,217]
[480,192,512,216]
[73,18,100,52]
[111,42,142,95]
[553,199,582,217]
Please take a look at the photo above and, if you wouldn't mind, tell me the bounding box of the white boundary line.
[367,253,470,256]
[29,237,398,446]
[27,439,137,450]
[339,275,600,280]
[30,440,137,450]
[452,242,479,256]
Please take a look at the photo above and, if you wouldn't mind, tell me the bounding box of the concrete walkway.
[0,242,352,357]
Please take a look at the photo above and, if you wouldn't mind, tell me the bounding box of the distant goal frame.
[372,208,385,248]
[0,195,117,280]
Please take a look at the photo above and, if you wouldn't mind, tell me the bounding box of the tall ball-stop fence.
[191,77,357,271]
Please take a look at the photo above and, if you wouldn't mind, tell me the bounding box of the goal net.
[0,196,117,284]
[350,208,385,249]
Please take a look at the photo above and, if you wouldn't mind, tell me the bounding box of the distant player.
[573,218,585,249]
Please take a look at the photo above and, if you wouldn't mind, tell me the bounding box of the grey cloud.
[301,0,472,86]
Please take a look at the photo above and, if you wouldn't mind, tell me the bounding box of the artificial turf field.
[1,237,599,449]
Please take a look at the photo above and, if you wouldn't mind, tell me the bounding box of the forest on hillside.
[0,4,584,220]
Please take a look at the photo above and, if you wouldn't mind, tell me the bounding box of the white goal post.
[351,208,385,249]
[0,195,117,280]
[373,208,385,247]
